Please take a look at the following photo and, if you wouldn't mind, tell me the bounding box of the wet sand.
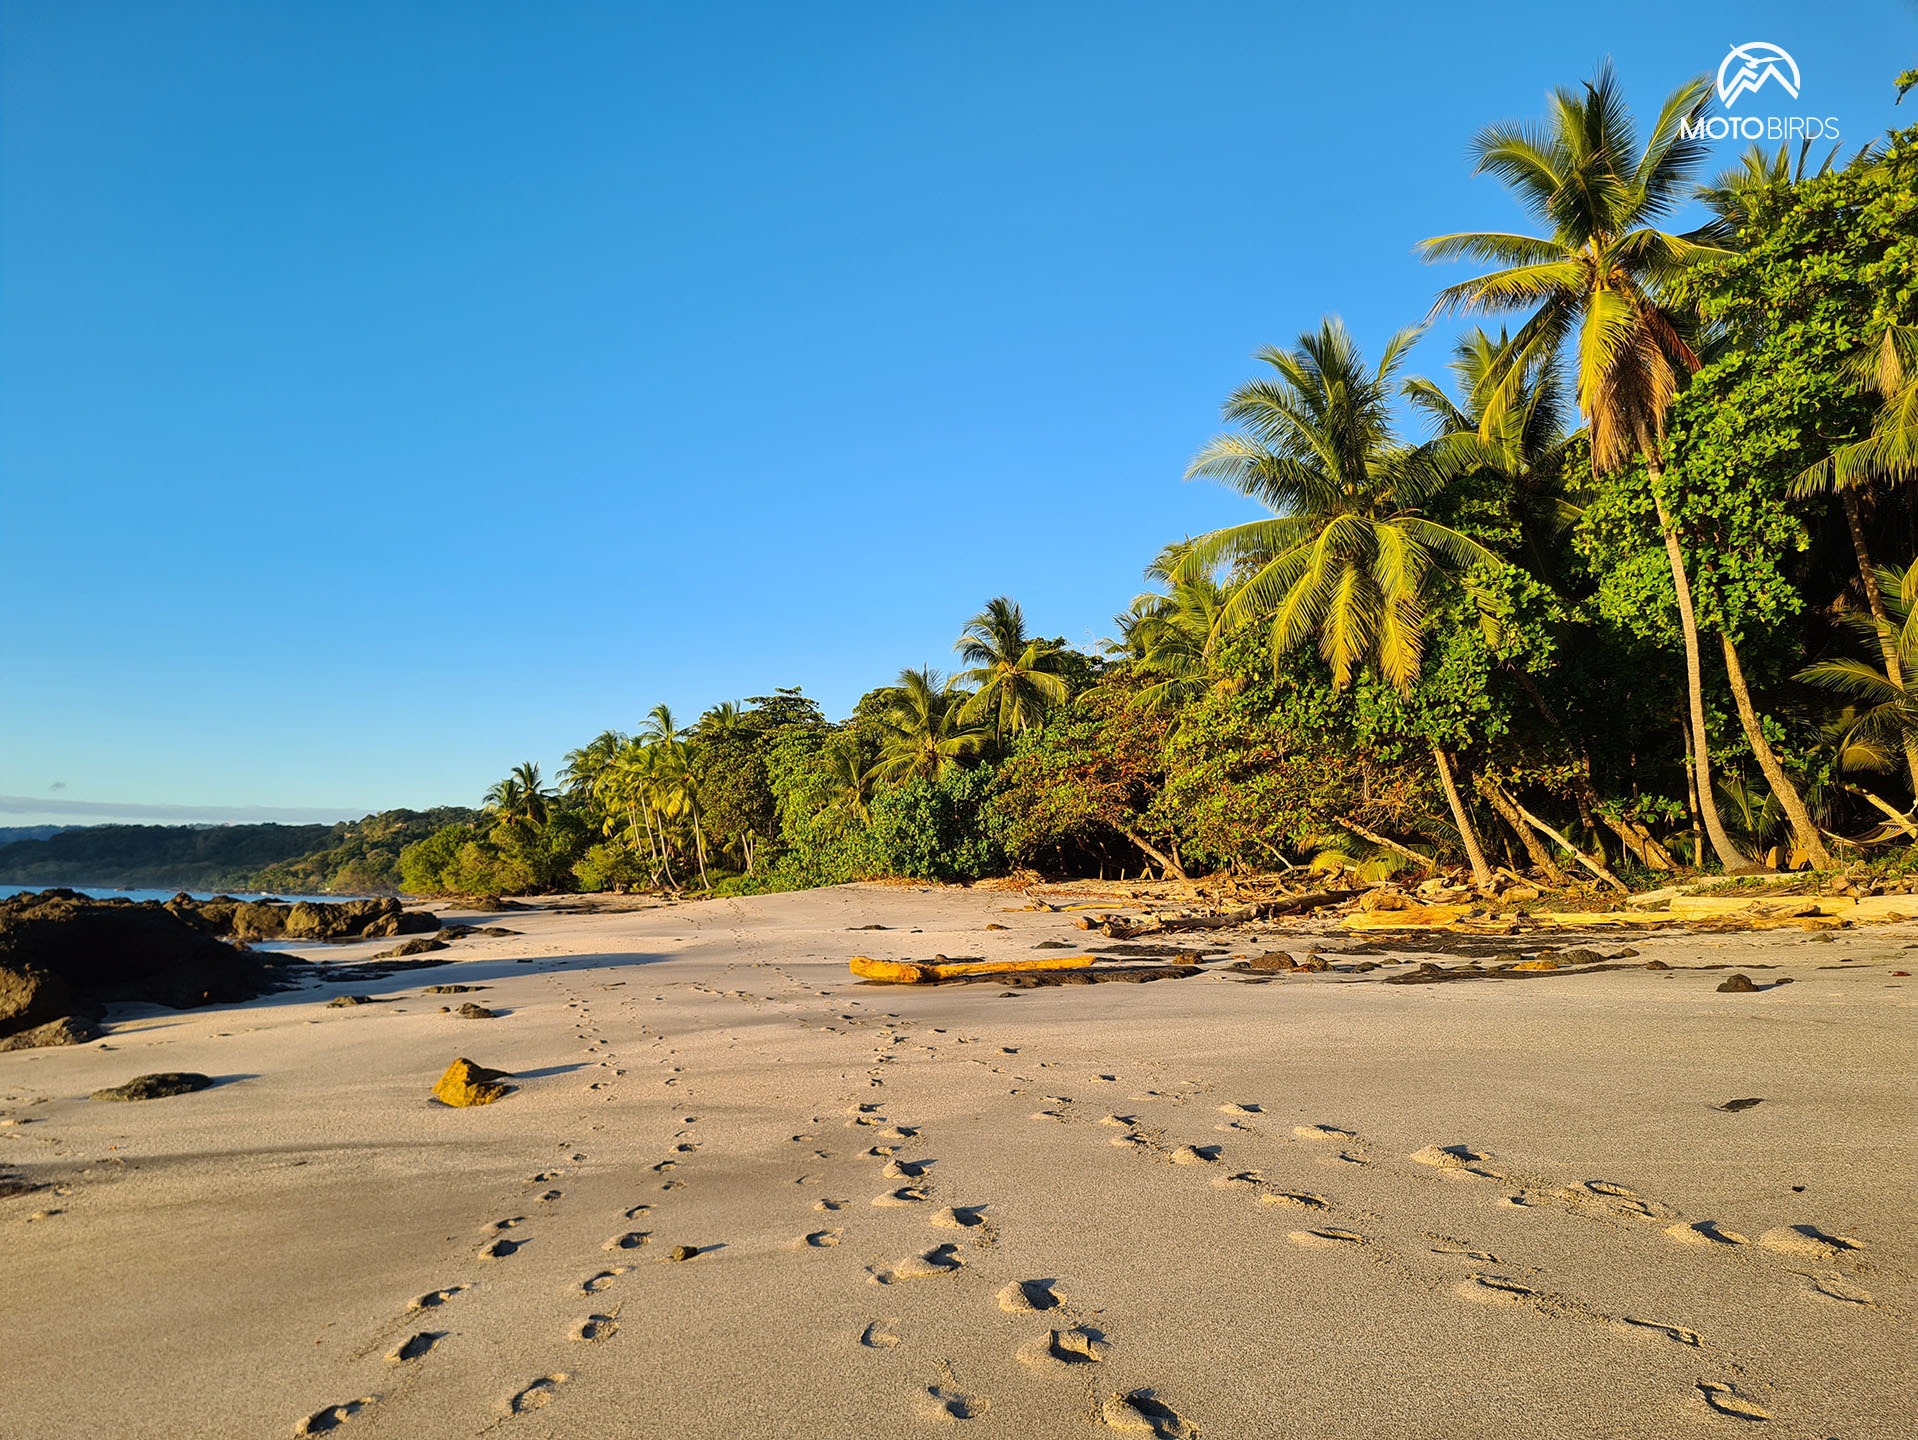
[1,883,1911,1438]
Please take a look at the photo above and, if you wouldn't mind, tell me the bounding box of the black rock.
[90,1072,214,1102]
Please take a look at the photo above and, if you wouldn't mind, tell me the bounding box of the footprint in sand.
[479,1236,523,1260]
[295,1398,377,1435]
[386,1332,444,1363]
[1410,1144,1493,1172]
[1611,1316,1701,1346]
[1219,1103,1262,1116]
[1259,1190,1332,1211]
[923,1383,988,1421]
[930,1205,986,1230]
[1805,1274,1874,1305]
[1664,1220,1749,1247]
[571,1314,618,1342]
[997,1279,1064,1313]
[816,1198,846,1212]
[579,1267,628,1294]
[1101,1388,1196,1437]
[1289,1227,1366,1249]
[603,1231,649,1251]
[1453,1274,1536,1305]
[804,1229,844,1247]
[1694,1381,1771,1421]
[874,1186,930,1206]
[504,1374,569,1415]
[408,1286,468,1312]
[1295,1124,1357,1142]
[860,1319,902,1348]
[882,1158,927,1179]
[1756,1225,1861,1260]
[877,1245,965,1282]
[1168,1145,1220,1166]
[622,1204,653,1220]
[1017,1327,1110,1370]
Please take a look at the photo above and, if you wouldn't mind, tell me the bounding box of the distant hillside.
[0,823,335,890]
[0,825,69,845]
[0,810,478,893]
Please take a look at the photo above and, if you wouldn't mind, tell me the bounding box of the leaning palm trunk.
[1837,491,1918,794]
[1649,473,1746,869]
[1473,777,1570,884]
[1430,745,1495,892]
[1718,634,1833,870]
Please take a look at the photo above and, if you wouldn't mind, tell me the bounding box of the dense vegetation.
[395,70,1918,898]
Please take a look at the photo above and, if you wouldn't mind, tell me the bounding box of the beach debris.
[89,1072,213,1102]
[849,954,1092,983]
[0,1173,47,1199]
[455,1002,497,1019]
[1715,1097,1764,1112]
[1716,973,1759,993]
[432,1057,514,1107]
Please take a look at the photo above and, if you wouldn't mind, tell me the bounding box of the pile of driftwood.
[1012,869,1918,938]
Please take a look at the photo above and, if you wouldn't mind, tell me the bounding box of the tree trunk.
[1649,471,1746,869]
[1838,489,1918,793]
[1506,795,1628,892]
[1679,717,1703,867]
[1472,777,1570,884]
[1121,827,1188,881]
[1718,631,1833,870]
[1430,744,1495,892]
[1338,819,1438,874]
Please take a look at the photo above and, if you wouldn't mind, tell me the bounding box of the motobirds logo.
[1680,42,1840,142]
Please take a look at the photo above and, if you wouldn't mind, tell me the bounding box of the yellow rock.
[849,954,1094,983]
[1511,958,1562,971]
[433,1057,513,1107]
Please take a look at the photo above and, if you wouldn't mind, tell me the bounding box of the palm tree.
[1125,543,1228,718]
[560,730,626,801]
[1179,317,1504,891]
[1416,65,1757,868]
[820,732,876,820]
[693,701,748,741]
[485,762,552,828]
[870,667,984,783]
[1404,329,1580,585]
[954,597,1070,743]
[1800,562,1918,789]
[1794,324,1918,793]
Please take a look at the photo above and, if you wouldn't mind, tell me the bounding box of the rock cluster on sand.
[432,1058,513,1106]
[165,894,439,944]
[0,890,283,1052]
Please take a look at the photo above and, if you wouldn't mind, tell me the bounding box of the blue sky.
[2,2,1912,825]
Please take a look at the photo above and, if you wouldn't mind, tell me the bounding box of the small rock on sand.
[455,1003,497,1020]
[1716,974,1759,993]
[432,1057,513,1107]
[90,1072,213,1102]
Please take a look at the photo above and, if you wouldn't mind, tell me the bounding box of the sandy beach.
[1,882,1912,1439]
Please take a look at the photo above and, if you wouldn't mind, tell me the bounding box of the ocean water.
[0,885,367,905]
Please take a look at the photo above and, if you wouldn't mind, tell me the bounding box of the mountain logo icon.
[1716,42,1801,109]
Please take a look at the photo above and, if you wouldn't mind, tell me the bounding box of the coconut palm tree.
[954,597,1070,744]
[870,667,984,783]
[1794,324,1918,793]
[560,730,626,801]
[693,701,748,741]
[1416,65,1755,868]
[1404,328,1580,586]
[1125,543,1228,718]
[1799,562,1918,784]
[820,732,876,820]
[1179,317,1504,891]
[485,762,552,828]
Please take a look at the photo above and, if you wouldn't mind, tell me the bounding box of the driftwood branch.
[1086,890,1355,941]
[1843,784,1918,838]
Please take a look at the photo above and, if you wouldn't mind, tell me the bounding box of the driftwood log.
[1082,890,1357,941]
